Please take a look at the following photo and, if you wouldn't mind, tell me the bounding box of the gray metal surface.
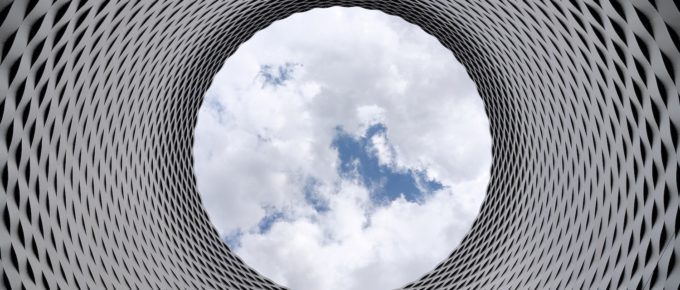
[0,0,679,289]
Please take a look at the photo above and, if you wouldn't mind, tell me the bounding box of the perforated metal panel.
[1,0,679,289]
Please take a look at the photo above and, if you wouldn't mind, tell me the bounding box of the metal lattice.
[1,0,679,289]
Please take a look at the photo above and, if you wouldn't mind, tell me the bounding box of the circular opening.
[194,7,492,290]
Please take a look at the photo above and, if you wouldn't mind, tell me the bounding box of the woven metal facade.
[1,0,679,289]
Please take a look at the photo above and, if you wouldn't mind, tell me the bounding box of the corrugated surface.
[0,0,678,289]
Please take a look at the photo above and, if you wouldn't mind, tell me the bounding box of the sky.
[193,7,492,290]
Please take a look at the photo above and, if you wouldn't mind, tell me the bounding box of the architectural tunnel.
[1,0,679,289]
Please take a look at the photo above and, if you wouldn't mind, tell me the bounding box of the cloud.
[369,130,394,166]
[193,7,491,290]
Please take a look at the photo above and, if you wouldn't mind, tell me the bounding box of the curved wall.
[1,0,679,289]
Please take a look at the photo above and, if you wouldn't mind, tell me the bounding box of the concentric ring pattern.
[1,0,679,289]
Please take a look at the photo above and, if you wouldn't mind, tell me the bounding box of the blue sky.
[224,98,446,243]
[332,123,443,205]
[257,62,301,87]
[194,7,491,290]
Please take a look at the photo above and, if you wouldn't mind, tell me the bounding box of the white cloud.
[370,132,394,167]
[356,104,386,131]
[193,7,491,290]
